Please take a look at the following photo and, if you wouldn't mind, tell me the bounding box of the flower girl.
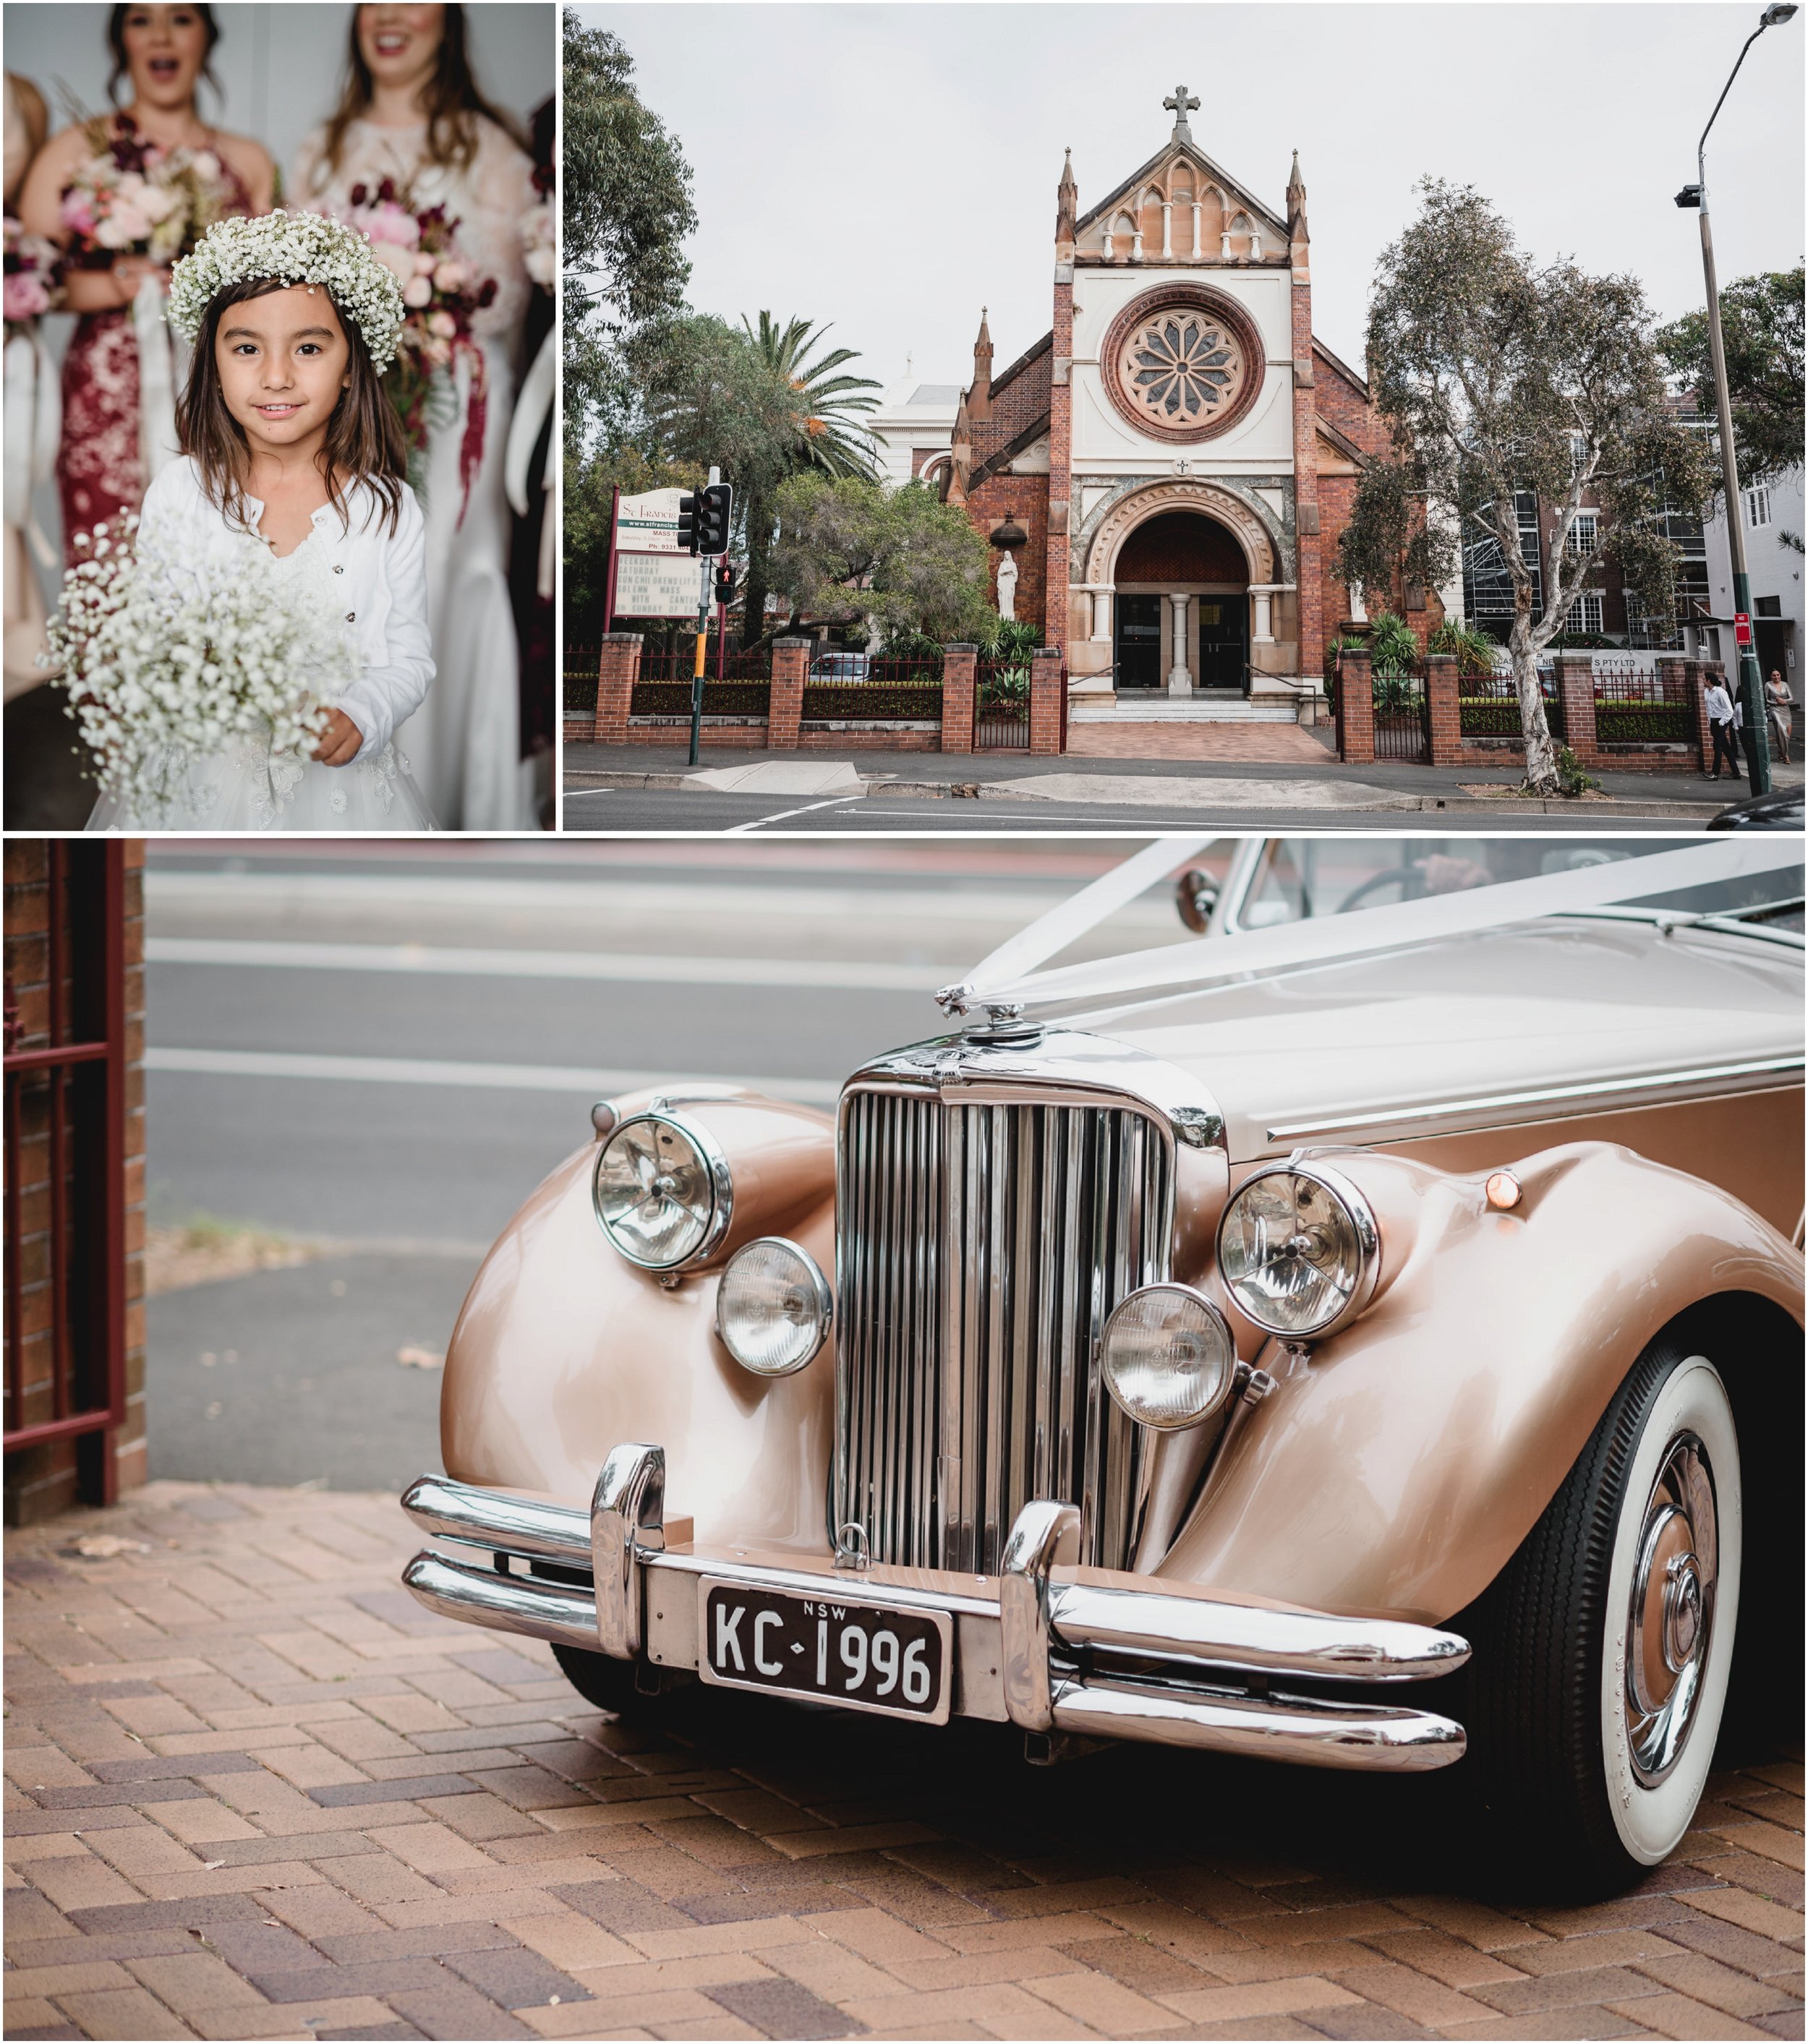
[72,210,437,830]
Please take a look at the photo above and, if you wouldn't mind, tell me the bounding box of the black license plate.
[697,1578,952,1724]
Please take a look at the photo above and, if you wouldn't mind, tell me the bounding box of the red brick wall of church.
[967,472,1050,626]
[971,343,1052,466]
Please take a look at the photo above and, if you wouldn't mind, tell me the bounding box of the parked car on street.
[401,837,1804,1894]
[809,651,872,682]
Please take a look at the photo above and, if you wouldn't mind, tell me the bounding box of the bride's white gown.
[85,531,436,831]
[294,114,536,831]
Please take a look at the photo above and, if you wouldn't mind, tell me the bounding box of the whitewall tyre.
[1464,1338,1741,1897]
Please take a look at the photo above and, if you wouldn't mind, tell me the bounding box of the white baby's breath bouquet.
[46,518,351,826]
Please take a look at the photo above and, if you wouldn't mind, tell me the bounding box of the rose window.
[1118,312,1247,425]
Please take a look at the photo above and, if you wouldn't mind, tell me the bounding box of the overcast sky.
[584,2,1804,395]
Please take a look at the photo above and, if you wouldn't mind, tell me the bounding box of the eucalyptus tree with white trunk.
[1361,181,1713,795]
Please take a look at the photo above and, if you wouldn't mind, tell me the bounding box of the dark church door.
[1114,595,1163,688]
[1196,599,1248,691]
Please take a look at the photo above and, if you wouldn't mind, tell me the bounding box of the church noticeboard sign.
[615,550,707,620]
[612,487,706,617]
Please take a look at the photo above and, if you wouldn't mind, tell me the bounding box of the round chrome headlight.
[1216,1163,1378,1338]
[592,1112,732,1270]
[1100,1284,1237,1430]
[715,1237,832,1377]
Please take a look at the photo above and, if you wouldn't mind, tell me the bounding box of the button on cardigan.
[135,457,435,764]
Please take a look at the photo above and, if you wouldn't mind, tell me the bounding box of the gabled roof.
[1075,136,1289,244]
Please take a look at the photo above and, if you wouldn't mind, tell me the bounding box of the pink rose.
[432,259,465,293]
[413,251,435,274]
[370,241,415,286]
[362,204,420,249]
[61,196,97,235]
[192,150,221,179]
[4,273,50,320]
[401,274,432,309]
[427,309,457,340]
[95,205,152,249]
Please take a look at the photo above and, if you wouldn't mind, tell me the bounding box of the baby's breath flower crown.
[167,210,405,373]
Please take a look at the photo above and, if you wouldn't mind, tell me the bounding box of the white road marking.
[146,936,937,993]
[724,795,864,833]
[145,1046,840,1105]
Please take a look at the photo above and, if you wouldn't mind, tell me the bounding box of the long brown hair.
[176,275,408,538]
[106,3,222,108]
[312,4,525,184]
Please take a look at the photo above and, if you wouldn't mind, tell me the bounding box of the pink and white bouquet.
[341,178,497,523]
[59,115,237,270]
[4,216,64,328]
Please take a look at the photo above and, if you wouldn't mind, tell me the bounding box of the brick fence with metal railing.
[1341,649,1720,774]
[566,638,1054,755]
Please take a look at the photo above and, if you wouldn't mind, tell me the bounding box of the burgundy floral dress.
[56,122,252,565]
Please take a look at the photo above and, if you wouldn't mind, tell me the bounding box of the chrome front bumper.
[401,1445,1472,1773]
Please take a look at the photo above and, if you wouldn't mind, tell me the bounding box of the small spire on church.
[1056,147,1078,245]
[970,310,994,424]
[1287,148,1310,243]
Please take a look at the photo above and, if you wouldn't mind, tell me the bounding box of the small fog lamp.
[1217,1163,1379,1339]
[1485,1170,1523,1213]
[593,1112,731,1270]
[1100,1285,1237,1429]
[715,1238,832,1376]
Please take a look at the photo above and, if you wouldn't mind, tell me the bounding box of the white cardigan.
[135,457,434,762]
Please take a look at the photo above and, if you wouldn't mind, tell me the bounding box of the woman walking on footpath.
[1765,669,1793,766]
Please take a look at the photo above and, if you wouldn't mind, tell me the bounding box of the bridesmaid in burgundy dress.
[17,4,272,563]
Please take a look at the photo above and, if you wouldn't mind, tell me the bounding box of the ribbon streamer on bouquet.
[4,326,64,567]
[505,326,555,599]
[456,343,487,529]
[135,273,187,487]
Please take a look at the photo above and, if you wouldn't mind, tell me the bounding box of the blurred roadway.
[142,839,1174,1489]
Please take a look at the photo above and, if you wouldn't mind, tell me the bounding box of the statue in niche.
[996,550,1018,620]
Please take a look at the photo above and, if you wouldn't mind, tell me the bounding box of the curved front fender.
[1159,1142,1802,1624]
[440,1093,837,1552]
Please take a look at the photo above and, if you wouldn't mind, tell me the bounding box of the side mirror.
[1175,870,1218,934]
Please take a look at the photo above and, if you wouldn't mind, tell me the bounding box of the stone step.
[1070,703,1300,724]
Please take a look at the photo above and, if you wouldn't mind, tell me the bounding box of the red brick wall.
[1045,286,1073,651]
[970,341,1052,466]
[965,472,1050,628]
[3,841,146,1525]
[1117,513,1247,583]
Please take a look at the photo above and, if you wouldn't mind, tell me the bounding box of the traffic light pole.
[689,555,709,769]
[680,465,732,769]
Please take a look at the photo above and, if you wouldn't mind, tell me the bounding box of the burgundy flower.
[350,182,368,206]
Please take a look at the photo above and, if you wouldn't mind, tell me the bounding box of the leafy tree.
[1364,179,1713,793]
[769,476,994,643]
[1335,457,1444,620]
[1658,266,1804,494]
[737,315,881,646]
[561,14,694,429]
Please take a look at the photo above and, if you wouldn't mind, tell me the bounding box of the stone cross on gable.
[1164,84,1200,140]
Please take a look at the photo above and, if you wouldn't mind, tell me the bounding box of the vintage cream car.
[401,837,1804,1893]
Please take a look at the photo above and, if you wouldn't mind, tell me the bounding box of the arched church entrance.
[1109,510,1250,694]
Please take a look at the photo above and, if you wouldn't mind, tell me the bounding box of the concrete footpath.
[5,1482,1803,2042]
[563,743,1799,821]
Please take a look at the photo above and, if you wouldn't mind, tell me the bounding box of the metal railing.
[4,842,129,1503]
[976,657,1032,751]
[803,654,944,724]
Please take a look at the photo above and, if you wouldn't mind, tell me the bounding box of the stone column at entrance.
[1168,593,1192,694]
[1091,588,1112,642]
[1251,588,1274,644]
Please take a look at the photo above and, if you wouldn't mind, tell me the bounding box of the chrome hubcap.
[1624,1431,1718,1785]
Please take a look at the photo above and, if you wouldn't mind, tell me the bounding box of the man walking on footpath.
[1703,670,1741,780]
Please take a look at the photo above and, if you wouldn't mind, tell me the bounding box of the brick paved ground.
[6,1483,1802,2043]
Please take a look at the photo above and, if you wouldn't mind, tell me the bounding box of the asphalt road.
[142,839,1159,1489]
[563,785,1717,833]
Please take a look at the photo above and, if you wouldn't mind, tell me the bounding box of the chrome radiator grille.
[835,1087,1173,1575]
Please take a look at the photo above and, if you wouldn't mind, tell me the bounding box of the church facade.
[925,92,1434,706]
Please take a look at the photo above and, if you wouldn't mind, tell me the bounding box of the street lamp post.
[1674,1,1795,798]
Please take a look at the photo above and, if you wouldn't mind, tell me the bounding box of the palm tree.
[738,313,882,644]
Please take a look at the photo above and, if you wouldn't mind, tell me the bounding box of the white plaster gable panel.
[1008,438,1052,474]
[1253,487,1287,521]
[1070,268,1294,362]
[1071,362,1293,468]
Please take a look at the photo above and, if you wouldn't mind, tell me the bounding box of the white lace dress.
[85,529,437,832]
[293,114,537,830]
